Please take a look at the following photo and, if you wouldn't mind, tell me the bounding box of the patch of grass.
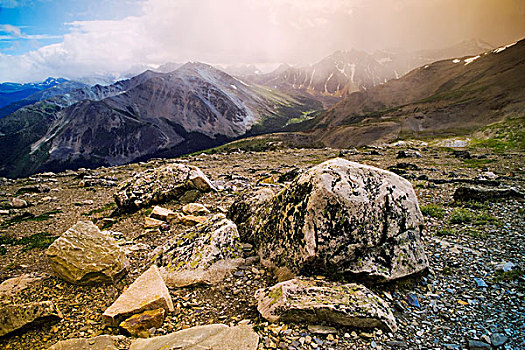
[473,212,499,225]
[1,210,61,228]
[435,228,457,237]
[144,208,153,216]
[421,204,446,218]
[29,210,61,222]
[454,200,489,210]
[449,208,473,224]
[464,228,489,239]
[461,158,496,168]
[492,269,524,282]
[82,202,116,216]
[0,231,57,253]
[470,114,525,152]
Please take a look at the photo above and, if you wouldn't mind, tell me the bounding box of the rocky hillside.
[0,63,320,178]
[0,144,523,349]
[303,39,525,148]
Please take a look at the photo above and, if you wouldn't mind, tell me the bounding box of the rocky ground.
[0,144,523,349]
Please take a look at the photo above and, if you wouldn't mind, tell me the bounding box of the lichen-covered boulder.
[129,324,259,350]
[255,278,397,332]
[227,188,274,244]
[231,158,428,282]
[156,214,244,287]
[114,163,215,212]
[0,301,62,337]
[46,221,128,285]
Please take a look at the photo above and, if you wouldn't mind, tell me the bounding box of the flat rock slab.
[182,203,210,215]
[0,301,62,337]
[103,265,174,327]
[48,335,129,350]
[129,324,259,350]
[114,163,215,212]
[230,158,428,282]
[255,278,397,332]
[150,206,177,221]
[156,214,244,287]
[453,186,524,202]
[0,274,43,300]
[46,221,128,285]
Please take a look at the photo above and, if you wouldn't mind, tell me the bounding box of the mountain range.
[0,63,320,178]
[0,38,521,178]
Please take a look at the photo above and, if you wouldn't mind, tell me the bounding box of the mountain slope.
[305,39,524,147]
[0,63,320,178]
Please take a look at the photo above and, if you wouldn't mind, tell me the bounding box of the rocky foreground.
[0,145,523,349]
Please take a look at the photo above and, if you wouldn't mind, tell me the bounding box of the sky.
[0,0,524,83]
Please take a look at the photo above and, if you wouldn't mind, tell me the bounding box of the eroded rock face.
[156,214,244,287]
[231,158,428,282]
[46,221,128,285]
[129,324,259,350]
[255,278,397,332]
[103,265,174,327]
[0,301,62,337]
[114,163,215,212]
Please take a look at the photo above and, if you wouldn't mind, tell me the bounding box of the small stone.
[180,215,208,226]
[182,203,210,216]
[10,197,28,208]
[308,325,337,335]
[490,333,509,347]
[407,293,420,308]
[120,308,166,338]
[468,339,491,350]
[150,206,177,221]
[386,340,408,348]
[144,217,165,228]
[473,278,488,288]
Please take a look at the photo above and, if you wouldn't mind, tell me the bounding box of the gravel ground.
[0,146,523,349]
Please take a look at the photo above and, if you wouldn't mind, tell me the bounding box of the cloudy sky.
[0,0,524,82]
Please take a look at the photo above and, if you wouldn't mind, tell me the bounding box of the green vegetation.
[82,202,116,216]
[469,114,525,152]
[448,208,499,225]
[420,204,446,218]
[492,268,524,282]
[436,228,457,237]
[461,158,496,168]
[454,200,489,210]
[449,208,473,224]
[1,209,61,228]
[0,231,57,255]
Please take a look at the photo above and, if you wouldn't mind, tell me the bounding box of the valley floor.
[0,146,523,349]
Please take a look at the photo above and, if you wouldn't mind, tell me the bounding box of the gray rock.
[157,214,244,287]
[255,278,397,332]
[129,324,259,350]
[0,301,62,337]
[468,339,492,349]
[114,163,215,212]
[10,197,28,208]
[47,335,128,350]
[231,158,428,281]
[46,221,128,285]
[453,186,524,202]
[103,265,174,327]
[490,333,509,347]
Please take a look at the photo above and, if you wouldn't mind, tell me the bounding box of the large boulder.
[46,221,128,285]
[230,158,428,282]
[114,163,215,212]
[103,265,174,327]
[156,214,244,287]
[255,278,397,332]
[129,324,259,350]
[0,301,62,337]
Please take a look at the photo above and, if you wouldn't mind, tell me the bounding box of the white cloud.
[0,0,523,82]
